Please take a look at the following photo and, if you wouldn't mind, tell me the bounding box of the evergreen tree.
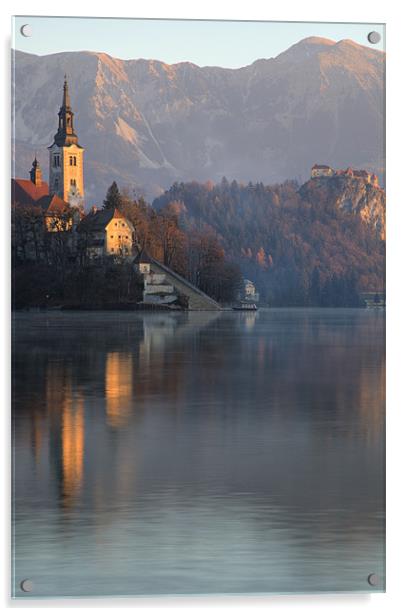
[103,181,123,210]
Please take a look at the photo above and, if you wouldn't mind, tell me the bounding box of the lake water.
[12,309,385,597]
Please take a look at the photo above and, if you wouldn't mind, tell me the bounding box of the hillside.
[13,37,384,203]
[153,175,385,305]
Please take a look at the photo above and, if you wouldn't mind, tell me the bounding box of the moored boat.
[232,301,258,311]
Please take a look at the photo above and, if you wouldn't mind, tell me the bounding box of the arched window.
[69,156,73,166]
[73,156,77,166]
[70,178,76,187]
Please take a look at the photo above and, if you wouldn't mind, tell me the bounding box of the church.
[11,78,220,310]
[48,76,85,208]
[12,78,135,255]
[12,76,85,218]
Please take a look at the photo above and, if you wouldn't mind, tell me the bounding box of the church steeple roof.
[53,75,80,147]
[62,74,71,109]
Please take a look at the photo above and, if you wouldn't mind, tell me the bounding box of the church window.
[69,156,73,166]
[70,178,76,187]
[74,156,77,166]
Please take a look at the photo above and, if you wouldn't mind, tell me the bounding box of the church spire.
[54,75,78,147]
[48,74,85,207]
[62,74,71,109]
[30,155,42,186]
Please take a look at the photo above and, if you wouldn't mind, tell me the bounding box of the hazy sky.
[13,16,385,68]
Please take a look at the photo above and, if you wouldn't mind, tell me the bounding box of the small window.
[115,223,118,227]
[118,235,121,239]
[122,223,125,227]
[69,156,73,166]
[111,248,114,252]
[125,236,128,239]
[73,156,77,166]
[110,235,114,239]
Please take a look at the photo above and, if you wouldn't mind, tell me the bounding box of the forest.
[12,176,385,309]
[153,177,385,306]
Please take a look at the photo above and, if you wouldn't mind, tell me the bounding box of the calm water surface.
[12,309,385,597]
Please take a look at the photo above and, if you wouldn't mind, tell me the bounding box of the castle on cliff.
[311,164,379,186]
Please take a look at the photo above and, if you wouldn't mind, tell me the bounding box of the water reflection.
[12,309,385,597]
[105,353,133,428]
[61,392,84,507]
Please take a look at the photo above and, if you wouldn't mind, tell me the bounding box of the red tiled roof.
[37,194,70,214]
[12,178,49,205]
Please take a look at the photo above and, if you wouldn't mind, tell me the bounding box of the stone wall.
[150,261,221,311]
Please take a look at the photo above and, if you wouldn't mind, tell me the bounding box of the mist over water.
[12,309,385,597]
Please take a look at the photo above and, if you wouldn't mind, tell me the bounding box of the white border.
[1,1,401,614]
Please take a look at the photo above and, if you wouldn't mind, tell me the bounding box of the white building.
[242,279,259,303]
[311,164,334,178]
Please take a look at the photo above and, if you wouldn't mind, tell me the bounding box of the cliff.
[299,175,385,239]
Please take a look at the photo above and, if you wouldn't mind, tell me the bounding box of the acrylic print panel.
[11,16,385,598]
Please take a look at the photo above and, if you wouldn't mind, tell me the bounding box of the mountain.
[12,37,385,204]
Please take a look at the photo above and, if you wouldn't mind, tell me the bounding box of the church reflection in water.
[105,353,133,429]
[13,310,385,518]
[61,390,85,507]
[12,309,385,595]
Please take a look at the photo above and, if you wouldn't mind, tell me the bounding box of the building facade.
[77,207,135,259]
[243,279,260,303]
[311,164,379,186]
[48,77,85,209]
[311,164,334,178]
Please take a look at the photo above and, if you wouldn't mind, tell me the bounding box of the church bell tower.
[30,156,42,186]
[48,76,85,208]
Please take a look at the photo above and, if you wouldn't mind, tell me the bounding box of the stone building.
[48,76,85,209]
[77,207,135,259]
[311,164,379,186]
[243,279,259,303]
[311,164,334,178]
[12,76,85,227]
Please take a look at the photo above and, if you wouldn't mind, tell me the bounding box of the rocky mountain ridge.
[13,36,385,203]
